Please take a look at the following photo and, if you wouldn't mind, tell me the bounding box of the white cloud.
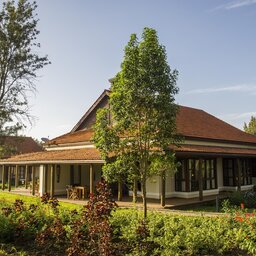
[217,111,256,130]
[186,84,256,95]
[218,112,256,121]
[215,0,256,10]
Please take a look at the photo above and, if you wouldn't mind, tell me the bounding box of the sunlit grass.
[0,191,82,211]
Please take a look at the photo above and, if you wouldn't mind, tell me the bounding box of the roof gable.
[71,90,110,132]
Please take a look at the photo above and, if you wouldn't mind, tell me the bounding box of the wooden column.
[25,165,28,189]
[198,159,203,201]
[237,158,242,192]
[161,170,166,207]
[70,165,74,185]
[2,165,5,191]
[89,164,94,194]
[117,179,123,201]
[133,178,138,203]
[15,165,19,188]
[8,166,11,191]
[44,165,48,193]
[50,164,55,197]
[32,166,35,195]
[78,165,81,185]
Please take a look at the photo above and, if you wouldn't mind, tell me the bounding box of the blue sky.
[16,0,256,139]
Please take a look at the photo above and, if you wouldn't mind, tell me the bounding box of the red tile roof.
[3,143,256,164]
[4,98,256,163]
[47,106,256,146]
[47,129,93,145]
[176,106,256,144]
[0,148,102,164]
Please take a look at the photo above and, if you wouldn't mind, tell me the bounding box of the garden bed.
[0,187,255,255]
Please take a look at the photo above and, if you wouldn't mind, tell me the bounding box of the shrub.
[111,209,246,255]
[2,193,256,255]
[66,180,117,256]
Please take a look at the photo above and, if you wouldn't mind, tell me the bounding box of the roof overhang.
[183,135,256,147]
[0,148,104,165]
[0,160,105,165]
[174,144,256,158]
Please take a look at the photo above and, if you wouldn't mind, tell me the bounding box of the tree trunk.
[141,173,147,220]
[118,179,123,201]
[133,178,137,203]
[161,170,166,207]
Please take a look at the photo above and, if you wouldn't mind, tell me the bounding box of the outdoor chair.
[66,185,79,200]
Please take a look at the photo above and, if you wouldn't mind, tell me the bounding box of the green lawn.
[0,191,82,211]
[173,200,220,212]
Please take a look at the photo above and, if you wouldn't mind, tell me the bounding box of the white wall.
[54,164,71,195]
[146,176,160,199]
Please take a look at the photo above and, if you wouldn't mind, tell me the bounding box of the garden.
[0,182,256,256]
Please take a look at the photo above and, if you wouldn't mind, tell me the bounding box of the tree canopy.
[244,116,256,135]
[0,0,50,136]
[94,27,180,219]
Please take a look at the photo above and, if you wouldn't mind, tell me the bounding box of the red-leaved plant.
[67,180,117,256]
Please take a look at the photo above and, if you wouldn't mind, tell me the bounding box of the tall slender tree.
[94,28,179,219]
[0,0,50,137]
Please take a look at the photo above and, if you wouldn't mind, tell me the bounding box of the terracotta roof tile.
[0,148,102,164]
[176,106,256,144]
[47,129,93,145]
[47,106,256,146]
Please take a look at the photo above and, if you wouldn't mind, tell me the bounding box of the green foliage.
[111,209,248,256]
[0,244,28,256]
[2,196,256,255]
[94,27,180,219]
[0,0,50,136]
[244,116,256,135]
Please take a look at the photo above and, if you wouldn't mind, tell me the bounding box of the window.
[175,160,187,192]
[204,159,217,190]
[19,166,25,180]
[175,158,217,192]
[251,159,256,178]
[223,158,252,186]
[241,159,252,185]
[223,159,235,186]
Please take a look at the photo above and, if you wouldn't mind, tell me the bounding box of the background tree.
[94,27,180,219]
[244,116,256,135]
[0,0,50,137]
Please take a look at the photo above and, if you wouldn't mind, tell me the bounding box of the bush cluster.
[1,184,256,255]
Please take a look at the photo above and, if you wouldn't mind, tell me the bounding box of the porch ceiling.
[175,144,256,157]
[0,148,104,165]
